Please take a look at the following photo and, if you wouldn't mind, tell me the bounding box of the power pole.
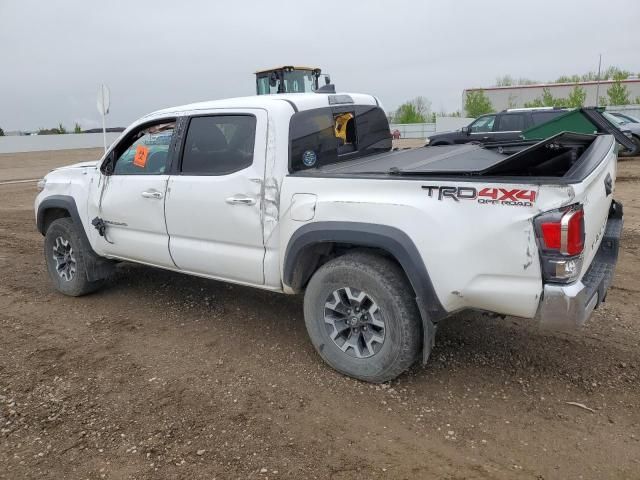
[595,54,602,107]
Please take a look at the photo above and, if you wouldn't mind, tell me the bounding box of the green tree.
[0,127,4,136]
[607,74,630,106]
[392,96,431,123]
[393,103,425,123]
[523,98,545,108]
[38,127,60,135]
[495,75,514,87]
[57,123,67,134]
[464,90,493,118]
[524,87,577,108]
[567,85,586,107]
[74,122,82,134]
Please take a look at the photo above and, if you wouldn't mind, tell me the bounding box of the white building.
[463,78,640,113]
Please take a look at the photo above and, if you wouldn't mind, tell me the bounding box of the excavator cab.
[255,66,331,95]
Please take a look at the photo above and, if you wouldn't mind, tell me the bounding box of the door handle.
[141,190,163,199]
[225,195,256,206]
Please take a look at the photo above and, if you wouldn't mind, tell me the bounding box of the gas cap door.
[290,193,317,222]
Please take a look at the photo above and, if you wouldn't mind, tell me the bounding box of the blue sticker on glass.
[302,150,317,167]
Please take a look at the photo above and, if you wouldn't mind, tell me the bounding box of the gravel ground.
[0,150,639,479]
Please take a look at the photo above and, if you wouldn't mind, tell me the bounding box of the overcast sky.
[1,0,638,131]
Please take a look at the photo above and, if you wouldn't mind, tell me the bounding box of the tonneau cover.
[313,144,508,175]
[295,132,601,178]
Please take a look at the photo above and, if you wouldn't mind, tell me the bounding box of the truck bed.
[294,132,612,182]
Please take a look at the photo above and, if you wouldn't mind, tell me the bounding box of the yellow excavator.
[255,66,333,95]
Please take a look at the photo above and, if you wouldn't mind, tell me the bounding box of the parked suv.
[427,107,568,146]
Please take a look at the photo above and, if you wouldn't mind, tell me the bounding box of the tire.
[303,251,422,383]
[44,218,104,296]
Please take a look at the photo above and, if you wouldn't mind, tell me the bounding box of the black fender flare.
[36,195,113,281]
[37,195,83,235]
[283,222,447,362]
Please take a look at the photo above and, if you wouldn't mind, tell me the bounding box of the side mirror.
[461,126,471,135]
[101,150,116,176]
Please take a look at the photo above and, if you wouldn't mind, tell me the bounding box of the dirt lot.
[0,149,639,479]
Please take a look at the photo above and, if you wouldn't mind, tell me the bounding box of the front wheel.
[44,218,104,296]
[303,251,422,383]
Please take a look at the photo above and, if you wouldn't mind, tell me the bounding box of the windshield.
[256,70,317,94]
[282,70,316,93]
[612,112,640,124]
[604,112,626,126]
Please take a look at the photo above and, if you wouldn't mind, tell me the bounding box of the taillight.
[534,205,585,283]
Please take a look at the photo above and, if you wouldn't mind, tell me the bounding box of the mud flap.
[415,295,438,364]
[84,252,115,282]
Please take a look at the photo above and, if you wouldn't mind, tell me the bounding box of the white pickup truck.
[35,92,622,383]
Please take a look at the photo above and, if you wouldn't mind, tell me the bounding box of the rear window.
[289,105,391,172]
[181,115,256,175]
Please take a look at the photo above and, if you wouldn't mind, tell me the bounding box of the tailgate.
[568,136,618,277]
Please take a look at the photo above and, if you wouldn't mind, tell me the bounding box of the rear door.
[164,110,267,285]
[492,112,527,142]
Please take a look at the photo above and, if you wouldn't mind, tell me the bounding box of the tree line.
[37,123,83,135]
[465,75,639,118]
[389,97,461,124]
[391,66,640,122]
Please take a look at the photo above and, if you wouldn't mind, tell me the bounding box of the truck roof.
[144,92,379,120]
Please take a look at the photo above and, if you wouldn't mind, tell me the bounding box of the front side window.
[181,115,256,175]
[470,115,495,133]
[112,122,175,175]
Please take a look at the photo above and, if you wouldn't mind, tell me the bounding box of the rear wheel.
[44,218,104,296]
[303,251,422,383]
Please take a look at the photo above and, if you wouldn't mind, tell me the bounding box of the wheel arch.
[37,195,79,234]
[37,195,114,281]
[284,222,447,362]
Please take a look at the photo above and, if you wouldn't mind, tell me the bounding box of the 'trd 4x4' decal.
[422,185,537,207]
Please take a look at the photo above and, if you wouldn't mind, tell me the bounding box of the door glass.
[113,122,175,175]
[470,115,496,133]
[497,114,525,132]
[181,115,256,175]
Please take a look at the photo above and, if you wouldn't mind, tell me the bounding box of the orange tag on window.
[133,145,149,168]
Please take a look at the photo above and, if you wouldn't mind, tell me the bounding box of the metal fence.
[0,132,121,154]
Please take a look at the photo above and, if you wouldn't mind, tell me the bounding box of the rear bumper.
[537,200,623,328]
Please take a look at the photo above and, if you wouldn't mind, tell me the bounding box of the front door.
[87,119,176,268]
[164,110,267,285]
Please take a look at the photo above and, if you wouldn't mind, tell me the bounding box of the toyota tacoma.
[35,92,622,383]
